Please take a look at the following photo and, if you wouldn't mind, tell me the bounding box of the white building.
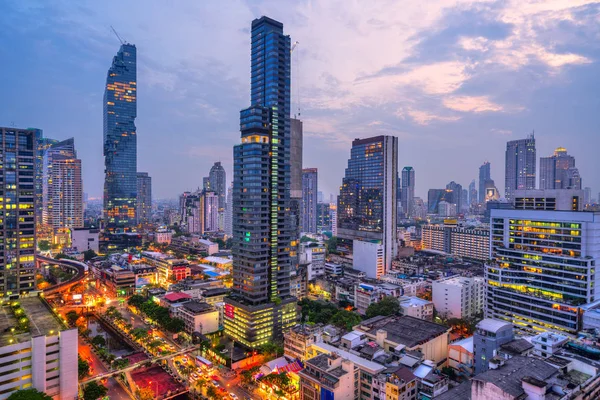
[198,239,218,255]
[71,227,99,253]
[204,191,219,232]
[174,301,219,335]
[325,262,343,276]
[354,282,402,315]
[353,240,385,279]
[432,276,485,319]
[154,227,173,244]
[400,296,434,321]
[438,201,456,217]
[531,331,569,358]
[298,353,357,400]
[0,298,78,399]
[300,242,326,280]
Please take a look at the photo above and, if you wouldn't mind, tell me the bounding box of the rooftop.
[164,292,192,303]
[501,338,534,355]
[399,296,432,307]
[474,356,557,398]
[476,318,513,333]
[435,380,471,400]
[202,287,229,297]
[360,316,449,348]
[451,337,473,354]
[311,342,386,374]
[0,297,65,346]
[305,354,348,378]
[181,301,215,314]
[202,256,232,265]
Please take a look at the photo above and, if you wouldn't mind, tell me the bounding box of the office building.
[422,223,490,261]
[446,181,463,214]
[354,282,402,315]
[224,16,297,349]
[513,189,583,211]
[427,188,454,214]
[103,42,137,232]
[469,180,477,206]
[301,168,318,233]
[478,162,491,203]
[401,166,415,218]
[299,242,325,280]
[34,129,58,230]
[71,228,100,253]
[225,184,233,236]
[504,134,536,200]
[473,318,514,374]
[203,191,219,232]
[136,172,152,224]
[208,161,226,230]
[486,209,600,334]
[540,147,582,190]
[42,138,83,229]
[173,301,219,335]
[584,187,592,205]
[338,136,398,276]
[317,203,331,232]
[330,204,338,236]
[0,127,36,298]
[0,297,78,399]
[438,201,457,217]
[433,276,485,319]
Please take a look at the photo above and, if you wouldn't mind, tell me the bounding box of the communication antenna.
[291,41,301,118]
[110,26,125,45]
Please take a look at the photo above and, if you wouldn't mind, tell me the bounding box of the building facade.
[42,138,83,229]
[486,209,600,334]
[0,127,36,298]
[208,161,226,230]
[34,130,57,231]
[225,184,233,236]
[338,136,398,275]
[473,318,514,374]
[540,147,581,190]
[504,134,536,200]
[103,42,137,232]
[478,162,491,204]
[136,172,152,224]
[401,166,415,219]
[421,224,490,261]
[301,168,318,233]
[224,16,298,349]
[433,276,485,319]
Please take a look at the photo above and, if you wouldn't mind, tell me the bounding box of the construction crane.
[291,41,300,117]
[110,26,125,45]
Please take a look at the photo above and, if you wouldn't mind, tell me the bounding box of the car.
[182,358,188,363]
[191,373,199,380]
[230,394,238,400]
[175,361,181,366]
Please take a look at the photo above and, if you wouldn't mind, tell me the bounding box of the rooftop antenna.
[110,26,125,45]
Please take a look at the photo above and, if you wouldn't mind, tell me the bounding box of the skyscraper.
[209,161,226,230]
[289,118,303,272]
[478,162,491,203]
[34,129,58,231]
[42,138,83,229]
[301,168,318,233]
[224,16,297,348]
[468,179,477,206]
[337,136,398,278]
[225,184,233,236]
[103,42,137,232]
[446,181,463,214]
[136,172,152,224]
[540,147,581,190]
[584,187,592,205]
[400,166,415,218]
[204,191,219,232]
[505,134,536,200]
[1,127,36,297]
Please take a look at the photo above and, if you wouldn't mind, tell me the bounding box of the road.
[80,337,131,400]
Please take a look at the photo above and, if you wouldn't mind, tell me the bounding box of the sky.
[1,0,599,200]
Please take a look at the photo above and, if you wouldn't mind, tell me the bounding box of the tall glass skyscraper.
[136,172,152,224]
[103,43,137,232]
[337,136,398,278]
[401,166,415,218]
[301,168,318,233]
[224,16,297,348]
[478,161,491,203]
[505,134,536,200]
[540,147,581,190]
[209,161,226,230]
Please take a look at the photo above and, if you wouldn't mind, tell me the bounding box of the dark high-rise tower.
[478,162,490,203]
[209,161,227,230]
[301,168,318,233]
[136,172,152,224]
[224,16,297,348]
[505,134,536,200]
[103,43,137,232]
[540,147,581,190]
[401,166,415,218]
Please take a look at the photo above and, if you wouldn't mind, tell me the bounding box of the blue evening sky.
[1,0,599,200]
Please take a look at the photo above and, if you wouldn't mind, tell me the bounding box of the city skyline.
[2,1,599,200]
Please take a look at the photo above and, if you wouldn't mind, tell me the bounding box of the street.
[80,337,131,400]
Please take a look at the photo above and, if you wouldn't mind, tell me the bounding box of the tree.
[78,356,90,379]
[138,386,155,400]
[300,236,317,243]
[82,381,108,400]
[164,317,185,333]
[38,240,51,251]
[65,310,80,326]
[147,339,162,351]
[131,327,149,342]
[7,389,52,400]
[112,357,129,370]
[91,335,106,348]
[330,310,362,331]
[55,253,74,260]
[365,296,400,319]
[206,385,218,400]
[83,249,98,261]
[326,236,338,253]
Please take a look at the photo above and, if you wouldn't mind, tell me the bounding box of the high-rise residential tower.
[42,138,83,229]
[34,129,58,231]
[289,118,303,270]
[0,127,36,297]
[224,16,297,348]
[505,134,536,200]
[136,172,152,224]
[103,42,137,232]
[468,179,477,206]
[478,162,491,203]
[209,161,226,230]
[225,184,233,236]
[400,166,415,218]
[301,168,318,233]
[540,147,582,190]
[337,136,398,278]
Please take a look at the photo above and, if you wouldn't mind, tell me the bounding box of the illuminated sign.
[225,304,235,319]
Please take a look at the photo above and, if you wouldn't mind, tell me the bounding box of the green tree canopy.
[7,389,52,400]
[365,296,401,319]
[83,249,98,261]
[82,381,108,400]
[38,240,51,251]
[65,310,79,325]
[78,356,90,379]
[331,309,362,331]
[91,335,106,348]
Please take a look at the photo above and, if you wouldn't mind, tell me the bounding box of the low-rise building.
[399,296,434,321]
[174,301,219,335]
[325,262,343,276]
[154,227,173,244]
[432,276,484,319]
[71,227,100,253]
[531,331,568,358]
[448,337,474,378]
[284,324,323,361]
[300,242,326,280]
[354,282,403,315]
[298,353,357,400]
[385,366,418,400]
[473,318,514,374]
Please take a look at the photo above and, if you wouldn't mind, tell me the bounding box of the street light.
[149,380,158,398]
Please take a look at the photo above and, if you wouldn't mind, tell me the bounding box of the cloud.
[490,128,512,135]
[404,108,461,126]
[443,95,504,113]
